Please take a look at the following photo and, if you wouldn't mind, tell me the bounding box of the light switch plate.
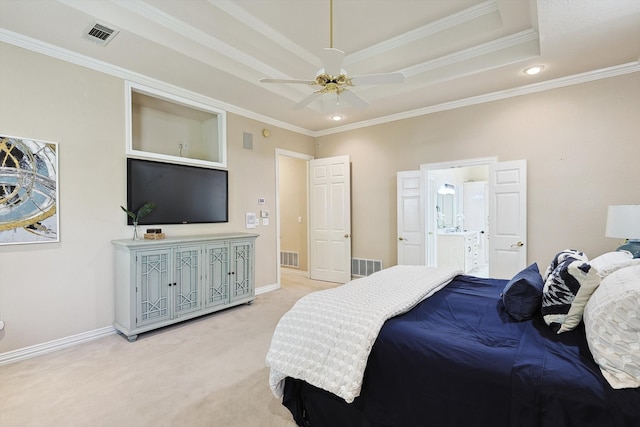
[246,212,257,229]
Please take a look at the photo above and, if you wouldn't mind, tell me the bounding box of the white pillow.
[583,265,640,389]
[590,250,640,278]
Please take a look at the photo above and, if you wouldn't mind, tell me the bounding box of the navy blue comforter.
[283,275,640,427]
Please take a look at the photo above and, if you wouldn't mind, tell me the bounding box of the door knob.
[398,237,406,241]
[511,241,524,247]
[344,234,350,238]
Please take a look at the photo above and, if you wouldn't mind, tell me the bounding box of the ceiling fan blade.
[293,91,322,109]
[322,47,345,76]
[260,78,316,85]
[339,90,369,109]
[350,72,406,86]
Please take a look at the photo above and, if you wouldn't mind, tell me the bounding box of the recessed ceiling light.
[331,114,343,121]
[523,65,544,76]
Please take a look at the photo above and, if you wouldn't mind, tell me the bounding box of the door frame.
[275,148,314,288]
[420,157,497,267]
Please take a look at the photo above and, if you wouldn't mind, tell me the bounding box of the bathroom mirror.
[437,193,455,229]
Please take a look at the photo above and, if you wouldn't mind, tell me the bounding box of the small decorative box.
[144,233,165,240]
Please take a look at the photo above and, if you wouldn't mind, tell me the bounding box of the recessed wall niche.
[126,82,227,168]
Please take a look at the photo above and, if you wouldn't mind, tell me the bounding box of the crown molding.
[80,0,285,79]
[0,28,315,137]
[400,29,539,78]
[1,28,637,139]
[315,61,640,137]
[209,0,320,69]
[346,0,499,66]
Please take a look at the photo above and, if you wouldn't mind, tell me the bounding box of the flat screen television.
[126,158,228,225]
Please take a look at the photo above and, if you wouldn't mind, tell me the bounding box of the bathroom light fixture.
[437,183,455,195]
[331,114,343,121]
[523,65,544,75]
[606,205,640,258]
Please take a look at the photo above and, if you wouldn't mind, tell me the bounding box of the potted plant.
[120,202,156,240]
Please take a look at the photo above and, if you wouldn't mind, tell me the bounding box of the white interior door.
[397,171,424,265]
[309,156,351,283]
[489,160,527,279]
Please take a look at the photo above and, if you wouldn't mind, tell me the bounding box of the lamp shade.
[605,205,640,239]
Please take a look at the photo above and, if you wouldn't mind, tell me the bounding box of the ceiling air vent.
[82,22,119,46]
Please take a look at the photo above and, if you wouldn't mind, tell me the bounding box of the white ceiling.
[1,0,639,135]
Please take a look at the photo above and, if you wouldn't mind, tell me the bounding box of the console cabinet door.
[113,234,257,341]
[173,245,202,318]
[230,239,254,302]
[136,248,172,327]
[204,242,230,309]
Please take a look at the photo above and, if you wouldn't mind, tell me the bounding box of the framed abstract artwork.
[0,134,60,245]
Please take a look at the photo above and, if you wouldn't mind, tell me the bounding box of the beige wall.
[0,43,314,353]
[316,73,640,269]
[1,40,638,355]
[279,156,308,271]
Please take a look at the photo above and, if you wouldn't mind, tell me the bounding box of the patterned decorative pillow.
[543,249,588,281]
[584,265,640,389]
[501,263,545,321]
[590,251,640,278]
[542,258,600,333]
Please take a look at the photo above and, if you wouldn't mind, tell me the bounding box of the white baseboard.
[0,285,283,366]
[255,283,279,295]
[0,326,116,366]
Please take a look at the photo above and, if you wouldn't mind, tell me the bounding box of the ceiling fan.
[260,0,405,110]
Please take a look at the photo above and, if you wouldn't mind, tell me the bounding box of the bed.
[266,254,640,427]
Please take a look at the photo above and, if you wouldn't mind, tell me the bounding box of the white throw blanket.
[266,265,461,403]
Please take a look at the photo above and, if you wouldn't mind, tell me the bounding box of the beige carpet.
[0,271,337,427]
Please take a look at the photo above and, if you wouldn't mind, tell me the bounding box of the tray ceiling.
[1,0,639,134]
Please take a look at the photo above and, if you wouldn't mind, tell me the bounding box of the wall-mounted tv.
[126,158,228,225]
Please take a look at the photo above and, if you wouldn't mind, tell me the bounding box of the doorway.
[420,157,527,279]
[421,157,496,276]
[276,149,313,287]
[276,150,353,286]
[427,165,490,276]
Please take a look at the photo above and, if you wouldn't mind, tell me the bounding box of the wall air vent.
[280,251,300,269]
[351,258,382,278]
[82,22,119,46]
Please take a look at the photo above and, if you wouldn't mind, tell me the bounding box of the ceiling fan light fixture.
[523,65,544,75]
[259,0,403,111]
